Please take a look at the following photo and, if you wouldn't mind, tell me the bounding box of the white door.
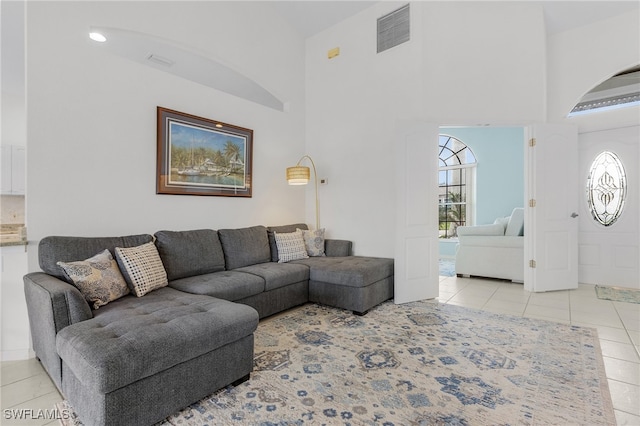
[394,122,440,303]
[578,126,639,288]
[524,124,579,292]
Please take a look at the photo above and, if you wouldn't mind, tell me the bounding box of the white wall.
[306,2,639,286]
[421,2,546,124]
[26,2,306,246]
[548,11,639,288]
[305,2,546,256]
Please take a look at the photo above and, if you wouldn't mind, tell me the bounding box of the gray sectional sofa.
[23,223,394,426]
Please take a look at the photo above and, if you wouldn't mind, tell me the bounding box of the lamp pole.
[287,155,320,230]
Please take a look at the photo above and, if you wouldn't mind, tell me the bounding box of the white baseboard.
[2,348,35,361]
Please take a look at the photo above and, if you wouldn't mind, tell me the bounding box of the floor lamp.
[286,155,320,230]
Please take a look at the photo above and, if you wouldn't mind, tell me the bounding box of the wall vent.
[377,4,410,54]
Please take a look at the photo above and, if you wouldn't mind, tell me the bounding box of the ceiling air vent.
[146,53,175,68]
[377,4,410,54]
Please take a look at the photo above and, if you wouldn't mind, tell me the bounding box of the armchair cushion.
[456,223,504,236]
[505,208,525,236]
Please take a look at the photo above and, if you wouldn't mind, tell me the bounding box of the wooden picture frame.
[156,107,253,197]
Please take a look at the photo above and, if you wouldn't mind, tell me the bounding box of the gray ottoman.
[56,287,259,426]
[295,256,394,315]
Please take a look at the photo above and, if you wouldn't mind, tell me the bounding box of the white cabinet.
[1,145,26,195]
[1,245,32,360]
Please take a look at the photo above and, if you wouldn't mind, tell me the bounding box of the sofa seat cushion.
[456,223,505,236]
[168,270,264,301]
[235,262,310,291]
[294,257,394,288]
[457,235,524,248]
[56,287,258,394]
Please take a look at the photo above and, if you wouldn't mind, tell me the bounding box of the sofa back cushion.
[39,234,154,281]
[267,223,309,262]
[505,208,525,236]
[154,229,225,281]
[218,225,271,269]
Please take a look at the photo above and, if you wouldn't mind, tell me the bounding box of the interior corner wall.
[25,2,306,267]
[305,2,545,256]
[440,127,524,225]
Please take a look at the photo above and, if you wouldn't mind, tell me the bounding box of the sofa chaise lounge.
[23,223,394,426]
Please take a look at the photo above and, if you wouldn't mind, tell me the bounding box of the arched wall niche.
[547,7,639,126]
[569,63,640,117]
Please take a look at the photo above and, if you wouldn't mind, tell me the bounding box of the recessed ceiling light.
[89,32,107,42]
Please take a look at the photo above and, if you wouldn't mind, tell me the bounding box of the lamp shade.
[286,165,310,185]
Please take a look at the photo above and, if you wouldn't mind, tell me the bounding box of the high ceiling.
[2,1,639,96]
[270,1,640,38]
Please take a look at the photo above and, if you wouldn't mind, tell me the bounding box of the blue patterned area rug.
[58,301,615,425]
[596,285,640,304]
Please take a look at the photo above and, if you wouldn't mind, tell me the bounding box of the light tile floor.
[438,275,640,425]
[1,276,638,425]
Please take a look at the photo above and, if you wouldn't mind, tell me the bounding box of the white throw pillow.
[274,229,309,263]
[115,242,168,297]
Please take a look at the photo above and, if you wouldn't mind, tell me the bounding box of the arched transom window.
[439,135,477,238]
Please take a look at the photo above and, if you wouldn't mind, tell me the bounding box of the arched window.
[439,135,477,238]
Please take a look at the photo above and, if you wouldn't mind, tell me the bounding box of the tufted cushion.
[294,256,394,288]
[55,287,259,394]
[154,229,225,281]
[115,242,168,297]
[235,262,310,292]
[218,226,271,270]
[169,270,265,301]
[57,250,129,310]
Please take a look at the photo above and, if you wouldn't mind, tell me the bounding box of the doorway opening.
[437,127,525,278]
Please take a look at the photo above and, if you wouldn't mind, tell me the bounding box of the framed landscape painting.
[156,107,253,197]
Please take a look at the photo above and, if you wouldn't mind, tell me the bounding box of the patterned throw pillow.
[300,228,326,257]
[57,249,130,309]
[115,242,168,297]
[274,229,309,263]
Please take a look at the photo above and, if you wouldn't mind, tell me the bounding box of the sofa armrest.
[325,239,352,257]
[23,272,92,390]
